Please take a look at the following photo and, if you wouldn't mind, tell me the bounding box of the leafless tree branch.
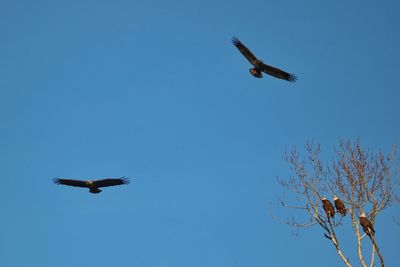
[274,139,399,267]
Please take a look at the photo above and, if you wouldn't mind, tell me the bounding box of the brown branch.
[351,212,367,267]
[326,217,352,267]
[370,236,385,267]
[369,242,375,267]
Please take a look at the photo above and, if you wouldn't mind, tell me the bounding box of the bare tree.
[274,139,399,267]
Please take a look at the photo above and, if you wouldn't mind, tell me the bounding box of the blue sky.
[1,0,399,266]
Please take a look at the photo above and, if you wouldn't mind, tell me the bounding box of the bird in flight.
[53,177,129,194]
[232,36,297,82]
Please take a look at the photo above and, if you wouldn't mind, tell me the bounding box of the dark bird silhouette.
[53,177,129,193]
[334,195,347,216]
[359,212,375,237]
[232,36,297,82]
[321,196,335,218]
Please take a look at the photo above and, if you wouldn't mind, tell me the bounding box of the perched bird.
[53,177,129,194]
[321,196,335,218]
[359,212,375,237]
[232,36,297,82]
[334,195,347,216]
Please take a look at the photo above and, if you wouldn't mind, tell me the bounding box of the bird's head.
[360,212,366,218]
[249,68,262,78]
[321,196,327,200]
[86,180,94,186]
[333,195,338,200]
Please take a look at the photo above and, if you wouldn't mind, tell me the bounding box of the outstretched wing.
[232,36,258,65]
[93,177,130,188]
[260,63,297,83]
[53,178,89,188]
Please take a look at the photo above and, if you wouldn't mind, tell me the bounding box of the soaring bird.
[334,195,347,216]
[53,177,129,193]
[232,36,297,82]
[321,196,335,218]
[359,212,375,237]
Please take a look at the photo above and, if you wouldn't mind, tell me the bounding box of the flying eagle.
[321,196,335,218]
[334,195,347,216]
[359,212,375,237]
[53,177,129,194]
[232,36,297,82]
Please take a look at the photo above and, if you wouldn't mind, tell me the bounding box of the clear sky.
[1,0,399,266]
